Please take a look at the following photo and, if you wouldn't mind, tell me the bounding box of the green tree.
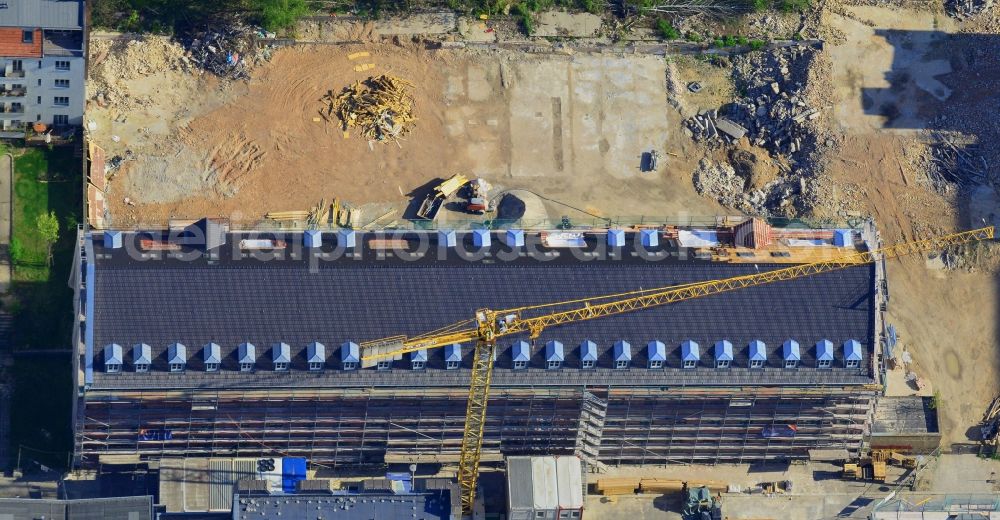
[36,211,59,267]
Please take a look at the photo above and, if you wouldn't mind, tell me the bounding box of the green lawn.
[7,146,81,470]
[10,146,81,347]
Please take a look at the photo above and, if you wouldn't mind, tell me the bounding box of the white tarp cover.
[677,229,720,247]
[555,456,584,509]
[530,457,559,510]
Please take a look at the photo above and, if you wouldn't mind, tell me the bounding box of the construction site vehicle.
[843,449,914,482]
[871,460,887,482]
[416,174,468,220]
[682,486,722,520]
[465,178,491,214]
[889,451,917,469]
[358,226,994,513]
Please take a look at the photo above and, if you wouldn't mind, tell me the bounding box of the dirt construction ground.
[89,40,723,227]
[88,1,1000,463]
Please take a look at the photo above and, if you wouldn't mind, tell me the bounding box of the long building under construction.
[71,218,888,469]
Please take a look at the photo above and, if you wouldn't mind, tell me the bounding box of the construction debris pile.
[324,75,416,144]
[266,198,349,227]
[923,132,990,193]
[693,157,803,215]
[89,37,194,113]
[179,24,271,79]
[946,0,995,18]
[684,46,823,165]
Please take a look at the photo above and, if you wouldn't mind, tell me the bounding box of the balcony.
[0,105,25,117]
[0,88,26,98]
[0,70,25,80]
[43,30,83,58]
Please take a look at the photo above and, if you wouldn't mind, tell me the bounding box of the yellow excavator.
[360,225,993,513]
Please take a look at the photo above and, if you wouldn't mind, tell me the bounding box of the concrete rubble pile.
[693,157,804,216]
[946,0,995,18]
[684,46,822,165]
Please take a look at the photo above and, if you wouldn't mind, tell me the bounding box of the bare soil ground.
[88,39,722,228]
[817,4,1000,446]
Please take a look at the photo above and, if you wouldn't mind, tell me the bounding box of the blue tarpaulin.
[282,457,307,493]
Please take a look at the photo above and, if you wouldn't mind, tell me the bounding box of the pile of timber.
[324,75,416,144]
[595,477,640,496]
[595,477,728,496]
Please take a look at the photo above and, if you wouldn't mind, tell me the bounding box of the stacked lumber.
[685,479,728,493]
[638,478,684,493]
[266,198,343,226]
[324,75,416,144]
[264,210,309,222]
[595,477,640,496]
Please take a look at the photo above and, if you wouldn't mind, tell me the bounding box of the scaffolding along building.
[71,220,887,469]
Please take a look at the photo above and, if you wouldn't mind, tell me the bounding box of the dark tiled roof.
[89,231,876,389]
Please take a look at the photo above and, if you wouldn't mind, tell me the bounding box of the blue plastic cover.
[167,343,187,364]
[580,340,598,361]
[204,343,222,364]
[545,340,564,362]
[506,229,525,247]
[304,230,322,248]
[512,340,530,362]
[104,343,123,364]
[782,339,801,361]
[679,340,698,362]
[816,339,834,361]
[341,342,360,363]
[104,230,123,249]
[133,343,152,365]
[749,340,767,361]
[844,339,863,361]
[833,229,852,247]
[281,457,307,493]
[647,340,667,361]
[338,229,356,248]
[640,229,659,247]
[761,425,797,438]
[714,340,734,361]
[438,229,457,247]
[238,342,256,363]
[613,340,632,361]
[473,229,491,247]
[306,342,326,363]
[273,343,291,363]
[607,229,625,247]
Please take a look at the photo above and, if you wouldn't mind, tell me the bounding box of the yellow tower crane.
[360,225,994,513]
